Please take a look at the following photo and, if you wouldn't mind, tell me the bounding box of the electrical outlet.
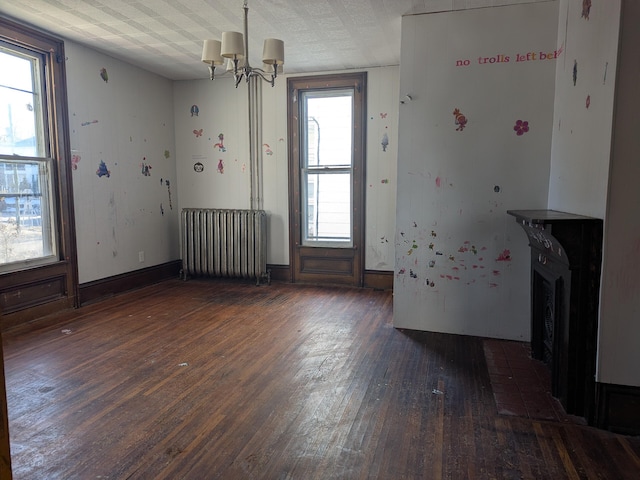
[138,251,145,263]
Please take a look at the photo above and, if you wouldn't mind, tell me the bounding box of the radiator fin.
[181,209,269,285]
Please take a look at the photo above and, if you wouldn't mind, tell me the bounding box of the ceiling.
[0,0,535,81]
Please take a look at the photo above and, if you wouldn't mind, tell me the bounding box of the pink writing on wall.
[455,46,563,67]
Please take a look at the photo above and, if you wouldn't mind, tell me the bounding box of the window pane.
[304,93,353,167]
[0,159,56,268]
[304,171,351,243]
[0,49,45,157]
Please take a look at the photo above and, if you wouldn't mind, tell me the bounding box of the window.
[0,45,57,270]
[0,16,77,317]
[301,91,354,245]
[287,72,366,287]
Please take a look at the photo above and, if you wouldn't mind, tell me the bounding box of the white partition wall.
[394,2,559,340]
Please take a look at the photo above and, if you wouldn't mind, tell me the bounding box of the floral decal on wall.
[513,120,530,136]
[453,108,467,131]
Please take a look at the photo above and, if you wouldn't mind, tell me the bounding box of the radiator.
[180,208,270,285]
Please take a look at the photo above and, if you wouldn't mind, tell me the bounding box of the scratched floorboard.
[3,279,640,479]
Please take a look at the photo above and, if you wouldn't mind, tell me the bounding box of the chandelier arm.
[252,70,275,87]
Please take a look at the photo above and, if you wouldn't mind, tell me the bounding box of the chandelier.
[201,0,284,87]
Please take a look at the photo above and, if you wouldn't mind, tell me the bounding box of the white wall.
[394,2,559,340]
[548,0,620,218]
[595,1,640,387]
[65,42,180,284]
[174,67,399,270]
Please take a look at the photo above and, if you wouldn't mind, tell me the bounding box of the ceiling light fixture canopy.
[201,0,284,87]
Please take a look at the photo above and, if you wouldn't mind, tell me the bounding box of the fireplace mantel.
[508,209,603,423]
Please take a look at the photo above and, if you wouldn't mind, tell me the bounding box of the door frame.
[287,72,367,286]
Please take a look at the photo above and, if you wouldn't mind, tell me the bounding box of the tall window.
[288,72,366,287]
[0,17,77,317]
[0,44,57,270]
[301,90,354,245]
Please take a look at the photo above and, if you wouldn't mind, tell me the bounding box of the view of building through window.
[0,47,56,269]
[302,91,353,245]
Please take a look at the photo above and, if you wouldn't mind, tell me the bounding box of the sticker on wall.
[194,162,205,173]
[513,120,530,136]
[409,269,418,279]
[190,104,199,116]
[263,143,273,156]
[81,120,99,127]
[381,179,389,184]
[99,67,108,83]
[494,185,501,193]
[160,203,164,216]
[71,154,81,170]
[140,158,152,176]
[96,160,111,178]
[380,113,387,119]
[164,150,171,159]
[381,132,389,152]
[217,159,224,174]
[193,129,203,138]
[453,108,468,131]
[581,0,592,20]
[214,133,226,152]
[586,95,591,109]
[573,60,578,86]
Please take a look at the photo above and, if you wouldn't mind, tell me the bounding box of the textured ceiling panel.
[0,0,552,80]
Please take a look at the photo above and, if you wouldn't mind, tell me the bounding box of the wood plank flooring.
[2,279,640,479]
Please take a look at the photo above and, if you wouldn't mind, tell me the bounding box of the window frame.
[0,16,78,320]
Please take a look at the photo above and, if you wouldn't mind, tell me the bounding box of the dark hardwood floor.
[2,279,639,479]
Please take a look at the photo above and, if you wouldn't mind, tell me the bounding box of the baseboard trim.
[595,382,640,435]
[267,264,291,283]
[267,265,393,290]
[79,260,182,306]
[364,270,394,290]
